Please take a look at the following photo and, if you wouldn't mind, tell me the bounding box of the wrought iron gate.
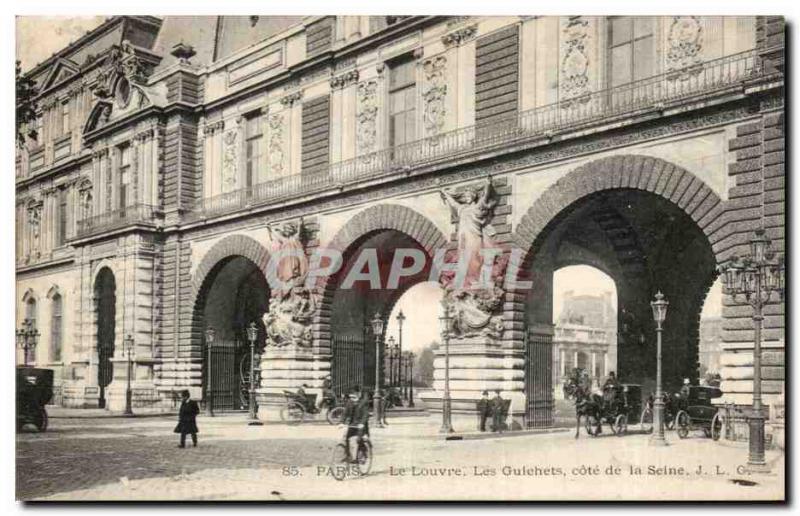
[209,340,237,411]
[525,325,554,428]
[331,335,365,396]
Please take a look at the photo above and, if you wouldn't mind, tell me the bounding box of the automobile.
[16,366,54,432]
[674,385,724,439]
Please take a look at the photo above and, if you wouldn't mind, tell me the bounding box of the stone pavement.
[17,411,784,501]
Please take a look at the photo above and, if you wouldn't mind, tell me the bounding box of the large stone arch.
[512,154,725,398]
[312,204,449,390]
[190,233,272,303]
[185,233,273,407]
[314,203,449,330]
[513,154,727,268]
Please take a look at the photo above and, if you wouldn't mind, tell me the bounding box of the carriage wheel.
[711,413,723,441]
[585,415,600,437]
[676,410,690,439]
[327,406,345,426]
[640,407,653,433]
[614,414,628,436]
[280,402,306,424]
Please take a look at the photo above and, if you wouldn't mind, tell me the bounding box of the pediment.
[41,58,79,91]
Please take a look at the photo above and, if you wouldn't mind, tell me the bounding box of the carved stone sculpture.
[263,219,316,348]
[439,178,505,339]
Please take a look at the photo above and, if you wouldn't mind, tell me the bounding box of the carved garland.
[666,16,704,80]
[356,80,379,157]
[560,16,591,102]
[268,113,286,176]
[422,56,448,141]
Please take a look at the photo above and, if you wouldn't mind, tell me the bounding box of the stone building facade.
[16,16,785,427]
[552,291,616,397]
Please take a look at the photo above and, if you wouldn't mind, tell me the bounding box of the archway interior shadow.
[524,188,718,399]
[328,230,439,395]
[196,256,270,411]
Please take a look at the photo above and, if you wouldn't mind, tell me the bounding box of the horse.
[562,368,603,439]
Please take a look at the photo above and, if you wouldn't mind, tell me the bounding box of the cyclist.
[340,386,370,462]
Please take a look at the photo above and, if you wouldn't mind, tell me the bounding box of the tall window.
[34,115,43,145]
[51,293,62,362]
[118,144,131,210]
[61,101,70,135]
[57,188,67,246]
[25,298,37,365]
[608,17,655,88]
[244,112,263,189]
[388,57,416,148]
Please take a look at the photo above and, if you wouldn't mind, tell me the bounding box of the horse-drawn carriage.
[16,367,53,432]
[563,369,642,438]
[675,385,724,439]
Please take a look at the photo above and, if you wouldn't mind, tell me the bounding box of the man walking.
[174,390,199,448]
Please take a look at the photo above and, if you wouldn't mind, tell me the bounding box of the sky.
[16,16,106,72]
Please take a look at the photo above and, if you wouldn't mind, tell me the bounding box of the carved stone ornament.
[27,200,43,262]
[93,40,149,99]
[221,129,239,191]
[263,219,316,348]
[441,25,477,48]
[329,69,360,89]
[560,17,591,101]
[666,16,703,79]
[280,91,303,107]
[423,56,448,141]
[268,113,286,176]
[438,177,506,339]
[356,80,378,157]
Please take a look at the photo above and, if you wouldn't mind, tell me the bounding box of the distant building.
[553,291,616,397]
[698,316,723,377]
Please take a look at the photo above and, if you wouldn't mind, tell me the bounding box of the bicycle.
[330,431,372,481]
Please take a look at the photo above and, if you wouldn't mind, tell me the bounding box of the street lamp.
[123,334,134,416]
[650,292,669,446]
[370,312,385,428]
[396,310,406,399]
[719,228,784,472]
[407,351,415,407]
[205,326,216,417]
[16,319,39,367]
[246,322,262,426]
[387,336,396,388]
[439,302,454,434]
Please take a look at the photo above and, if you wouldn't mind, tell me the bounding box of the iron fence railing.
[75,203,162,238]
[184,49,765,220]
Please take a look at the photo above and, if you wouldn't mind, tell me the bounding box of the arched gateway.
[511,155,726,428]
[189,234,271,411]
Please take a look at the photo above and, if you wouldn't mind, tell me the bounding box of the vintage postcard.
[14,14,785,501]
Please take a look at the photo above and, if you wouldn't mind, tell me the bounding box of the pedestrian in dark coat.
[491,389,505,433]
[174,390,199,448]
[477,390,491,432]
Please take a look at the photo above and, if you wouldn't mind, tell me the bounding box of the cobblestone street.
[17,411,784,501]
